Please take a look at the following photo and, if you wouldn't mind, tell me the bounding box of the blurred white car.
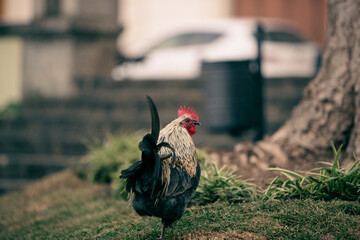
[112,18,321,81]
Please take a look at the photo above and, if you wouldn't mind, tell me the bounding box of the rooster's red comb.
[178,106,199,121]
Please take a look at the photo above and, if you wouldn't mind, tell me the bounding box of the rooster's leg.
[157,223,166,240]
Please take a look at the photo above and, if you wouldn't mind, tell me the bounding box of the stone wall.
[0,76,310,193]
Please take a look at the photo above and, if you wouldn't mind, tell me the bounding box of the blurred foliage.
[263,143,360,201]
[79,132,143,198]
[0,101,23,119]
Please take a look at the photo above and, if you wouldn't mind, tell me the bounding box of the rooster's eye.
[185,119,190,123]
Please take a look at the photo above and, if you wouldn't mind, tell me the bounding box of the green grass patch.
[1,170,359,239]
[191,162,260,205]
[264,143,360,201]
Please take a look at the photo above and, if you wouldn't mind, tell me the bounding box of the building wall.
[0,0,3,17]
[33,0,79,19]
[23,38,74,98]
[1,0,34,23]
[73,37,117,78]
[233,0,328,47]
[78,0,117,21]
[0,0,120,101]
[62,0,79,18]
[75,0,118,31]
[0,37,23,107]
[118,0,233,50]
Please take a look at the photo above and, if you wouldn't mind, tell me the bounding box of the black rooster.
[120,96,201,239]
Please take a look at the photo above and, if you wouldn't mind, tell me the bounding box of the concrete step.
[0,153,80,194]
[74,77,203,91]
[0,178,33,194]
[0,135,88,155]
[22,93,203,115]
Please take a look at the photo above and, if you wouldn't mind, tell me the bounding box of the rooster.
[120,96,201,239]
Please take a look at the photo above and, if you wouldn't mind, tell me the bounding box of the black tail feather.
[120,161,142,179]
[120,160,142,192]
[138,134,157,165]
[120,96,163,198]
[146,96,160,142]
[151,151,161,199]
[119,97,178,199]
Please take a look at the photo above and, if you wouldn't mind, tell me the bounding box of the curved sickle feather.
[146,96,160,142]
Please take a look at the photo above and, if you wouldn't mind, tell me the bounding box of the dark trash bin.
[202,60,264,139]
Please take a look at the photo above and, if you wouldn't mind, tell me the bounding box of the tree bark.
[271,0,360,163]
[228,0,360,176]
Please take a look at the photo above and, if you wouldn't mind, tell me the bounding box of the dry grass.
[0,170,134,239]
[180,230,266,240]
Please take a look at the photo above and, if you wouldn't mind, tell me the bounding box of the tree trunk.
[226,0,360,178]
[271,0,360,164]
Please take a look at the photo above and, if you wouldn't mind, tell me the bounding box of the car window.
[151,32,222,50]
[264,31,304,43]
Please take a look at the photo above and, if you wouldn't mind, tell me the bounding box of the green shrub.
[263,143,360,201]
[0,101,23,119]
[191,157,259,206]
[80,132,142,184]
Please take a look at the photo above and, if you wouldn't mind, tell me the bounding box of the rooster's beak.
[194,121,200,125]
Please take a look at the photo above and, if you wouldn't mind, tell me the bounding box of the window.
[46,0,60,17]
[264,31,304,43]
[151,32,222,50]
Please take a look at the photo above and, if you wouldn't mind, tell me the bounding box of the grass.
[2,135,359,239]
[191,162,260,205]
[1,170,359,239]
[264,144,360,201]
[0,170,135,239]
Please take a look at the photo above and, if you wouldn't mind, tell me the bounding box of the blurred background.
[0,0,327,193]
